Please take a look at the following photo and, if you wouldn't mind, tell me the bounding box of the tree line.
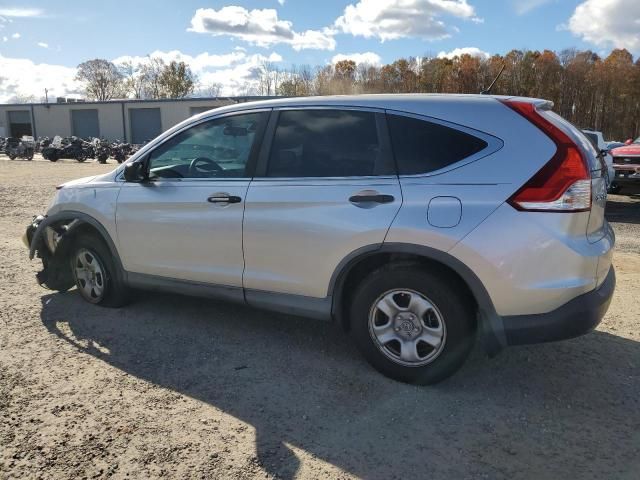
[75,58,200,102]
[272,48,640,141]
[75,48,640,141]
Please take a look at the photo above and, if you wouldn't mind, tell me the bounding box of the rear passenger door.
[242,108,402,300]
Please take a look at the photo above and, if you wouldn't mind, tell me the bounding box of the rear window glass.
[387,114,488,175]
[267,109,392,177]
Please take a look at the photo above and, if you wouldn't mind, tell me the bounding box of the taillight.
[500,100,591,212]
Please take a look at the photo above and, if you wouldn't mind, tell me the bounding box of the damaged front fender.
[26,211,122,292]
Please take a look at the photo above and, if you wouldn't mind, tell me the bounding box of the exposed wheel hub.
[394,312,420,338]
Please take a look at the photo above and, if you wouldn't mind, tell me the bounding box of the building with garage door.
[0,96,274,142]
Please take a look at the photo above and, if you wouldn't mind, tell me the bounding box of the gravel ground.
[1,156,639,480]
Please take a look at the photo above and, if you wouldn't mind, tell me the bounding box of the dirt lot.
[1,157,639,480]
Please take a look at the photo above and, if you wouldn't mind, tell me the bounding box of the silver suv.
[25,95,615,384]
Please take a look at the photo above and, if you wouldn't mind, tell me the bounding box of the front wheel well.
[32,216,122,291]
[333,251,478,331]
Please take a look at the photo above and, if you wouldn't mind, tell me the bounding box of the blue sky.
[0,0,638,101]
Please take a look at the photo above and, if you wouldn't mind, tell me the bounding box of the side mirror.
[123,162,146,183]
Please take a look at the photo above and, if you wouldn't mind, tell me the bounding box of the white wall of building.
[0,98,241,142]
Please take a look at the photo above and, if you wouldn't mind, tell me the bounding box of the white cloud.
[568,0,640,52]
[11,32,20,39]
[334,0,481,41]
[0,48,287,101]
[2,36,7,42]
[114,49,285,96]
[437,46,490,59]
[188,6,335,51]
[0,54,82,103]
[113,50,249,72]
[513,0,553,15]
[277,0,285,5]
[0,7,43,17]
[331,52,382,66]
[37,42,48,48]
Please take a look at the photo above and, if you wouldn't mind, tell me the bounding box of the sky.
[0,0,638,102]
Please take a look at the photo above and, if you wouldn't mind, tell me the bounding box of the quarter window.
[387,114,488,175]
[267,109,392,177]
[148,112,265,179]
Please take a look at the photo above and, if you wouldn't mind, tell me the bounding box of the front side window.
[387,113,488,175]
[267,109,392,177]
[148,112,265,179]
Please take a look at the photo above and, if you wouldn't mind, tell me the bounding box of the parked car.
[582,129,615,191]
[610,137,640,193]
[24,95,615,385]
[606,141,625,150]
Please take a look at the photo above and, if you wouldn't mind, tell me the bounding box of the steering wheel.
[189,157,222,177]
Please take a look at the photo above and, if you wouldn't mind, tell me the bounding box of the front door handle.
[207,193,242,204]
[349,190,395,206]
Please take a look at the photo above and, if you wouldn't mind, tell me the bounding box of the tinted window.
[387,114,488,175]
[267,109,391,177]
[148,112,264,179]
[583,132,599,149]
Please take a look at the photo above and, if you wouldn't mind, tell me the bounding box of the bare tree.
[118,61,146,99]
[140,57,166,99]
[76,59,124,101]
[205,82,223,97]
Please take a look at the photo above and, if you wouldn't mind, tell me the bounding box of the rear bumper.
[502,266,615,346]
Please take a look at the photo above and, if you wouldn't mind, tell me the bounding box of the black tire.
[349,265,476,385]
[76,153,87,163]
[608,182,622,194]
[49,151,58,162]
[69,234,129,307]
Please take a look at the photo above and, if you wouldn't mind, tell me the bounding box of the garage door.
[8,110,32,138]
[71,109,100,138]
[129,108,162,144]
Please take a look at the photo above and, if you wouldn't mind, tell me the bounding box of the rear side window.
[387,114,488,175]
[267,109,392,177]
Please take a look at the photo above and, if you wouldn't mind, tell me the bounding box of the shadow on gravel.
[40,291,639,479]
[606,200,640,225]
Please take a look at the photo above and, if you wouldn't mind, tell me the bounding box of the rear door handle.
[349,191,395,205]
[207,194,242,204]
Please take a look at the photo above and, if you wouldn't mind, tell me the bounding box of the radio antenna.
[481,63,506,95]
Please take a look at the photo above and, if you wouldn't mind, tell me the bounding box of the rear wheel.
[70,234,129,307]
[75,152,87,162]
[350,265,476,385]
[48,151,58,162]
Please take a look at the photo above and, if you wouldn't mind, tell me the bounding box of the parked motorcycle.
[42,136,90,162]
[94,138,110,164]
[35,136,51,154]
[5,136,35,160]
